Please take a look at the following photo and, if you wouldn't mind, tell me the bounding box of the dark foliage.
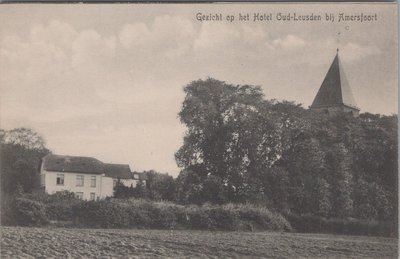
[0,79,397,238]
[113,182,136,199]
[3,192,291,232]
[175,78,398,224]
[27,190,82,221]
[205,207,239,231]
[287,214,397,237]
[8,197,49,226]
[72,201,130,228]
[0,128,50,195]
[144,170,176,201]
[113,171,175,201]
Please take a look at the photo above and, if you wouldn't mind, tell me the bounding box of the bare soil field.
[1,226,398,258]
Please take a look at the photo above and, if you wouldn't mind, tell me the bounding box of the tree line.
[1,78,397,223]
[174,78,397,221]
[1,128,50,195]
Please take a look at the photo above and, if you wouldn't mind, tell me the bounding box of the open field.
[1,227,398,258]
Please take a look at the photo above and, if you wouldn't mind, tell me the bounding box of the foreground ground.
[1,227,398,258]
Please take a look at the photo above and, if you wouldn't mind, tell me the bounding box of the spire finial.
[337,31,341,53]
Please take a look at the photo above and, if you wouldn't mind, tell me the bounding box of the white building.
[40,154,144,200]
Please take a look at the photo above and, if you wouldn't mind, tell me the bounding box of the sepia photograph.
[0,2,398,258]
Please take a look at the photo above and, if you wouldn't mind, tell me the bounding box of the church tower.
[310,49,360,117]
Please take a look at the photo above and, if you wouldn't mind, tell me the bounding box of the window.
[76,175,84,187]
[90,176,96,187]
[56,174,64,185]
[113,179,118,188]
[90,192,95,201]
[75,192,83,199]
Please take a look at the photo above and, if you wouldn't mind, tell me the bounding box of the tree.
[283,137,329,216]
[175,78,397,221]
[134,179,148,199]
[176,78,283,203]
[1,128,50,195]
[144,170,176,201]
[175,167,207,205]
[326,143,353,218]
[113,180,135,198]
[2,128,47,150]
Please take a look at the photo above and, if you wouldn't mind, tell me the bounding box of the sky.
[0,4,397,176]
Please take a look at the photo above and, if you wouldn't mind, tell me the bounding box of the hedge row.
[71,199,293,231]
[2,193,291,232]
[287,214,397,237]
[2,193,395,237]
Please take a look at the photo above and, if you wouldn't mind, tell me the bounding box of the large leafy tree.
[326,143,353,218]
[144,170,176,201]
[176,78,285,203]
[175,78,397,221]
[1,128,50,194]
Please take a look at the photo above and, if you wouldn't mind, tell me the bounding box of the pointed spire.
[311,51,358,110]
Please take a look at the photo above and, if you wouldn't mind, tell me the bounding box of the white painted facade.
[40,169,136,200]
[39,154,142,200]
[40,170,103,200]
[101,176,114,198]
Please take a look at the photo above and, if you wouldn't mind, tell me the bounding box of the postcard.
[0,3,397,258]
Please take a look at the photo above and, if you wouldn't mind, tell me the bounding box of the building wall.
[41,170,102,200]
[100,177,114,199]
[40,166,140,200]
[119,179,137,188]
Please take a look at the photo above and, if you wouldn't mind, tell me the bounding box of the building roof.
[311,51,359,110]
[42,154,105,174]
[42,154,141,179]
[104,163,133,179]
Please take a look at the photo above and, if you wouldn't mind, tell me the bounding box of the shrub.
[1,195,15,226]
[2,194,291,232]
[72,201,129,228]
[150,205,177,229]
[12,197,49,226]
[70,199,292,231]
[182,206,213,230]
[223,203,292,231]
[27,191,83,221]
[118,199,156,228]
[287,214,397,237]
[205,206,239,231]
[126,206,151,228]
[27,190,76,202]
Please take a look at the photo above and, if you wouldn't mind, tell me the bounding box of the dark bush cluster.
[175,79,398,223]
[73,201,130,228]
[72,199,292,231]
[2,193,291,232]
[27,191,82,221]
[10,197,49,226]
[2,191,396,237]
[1,191,79,226]
[287,214,397,237]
